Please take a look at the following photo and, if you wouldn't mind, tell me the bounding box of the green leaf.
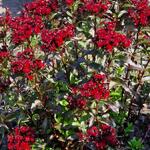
[78,41,86,48]
[110,87,122,101]
[32,114,40,122]
[59,99,69,106]
[125,123,133,135]
[56,81,69,92]
[79,114,91,122]
[118,10,127,18]
[69,73,80,84]
[54,114,63,123]
[32,138,46,150]
[30,35,38,47]
[128,138,144,150]
[66,11,73,17]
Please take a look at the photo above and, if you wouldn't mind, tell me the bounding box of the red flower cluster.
[77,124,119,150]
[41,24,75,52]
[87,126,99,137]
[0,45,10,63]
[80,0,110,15]
[67,96,87,109]
[11,48,45,80]
[128,0,150,26]
[78,73,109,100]
[9,15,43,44]
[95,22,131,52]
[7,0,59,44]
[68,73,109,109]
[65,0,74,6]
[24,0,58,16]
[7,126,35,150]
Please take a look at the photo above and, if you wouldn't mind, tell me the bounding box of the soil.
[0,0,32,16]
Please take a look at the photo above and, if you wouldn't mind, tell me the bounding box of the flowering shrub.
[7,126,35,150]
[128,0,150,26]
[95,22,131,52]
[77,124,119,149]
[0,0,150,149]
[11,48,45,80]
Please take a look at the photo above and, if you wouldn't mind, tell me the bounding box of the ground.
[0,0,32,16]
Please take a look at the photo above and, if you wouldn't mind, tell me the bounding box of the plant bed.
[0,0,150,150]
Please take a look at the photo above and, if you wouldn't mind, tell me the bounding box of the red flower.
[34,60,45,70]
[65,0,74,6]
[78,124,118,149]
[7,134,14,143]
[76,99,87,109]
[96,22,131,52]
[80,74,110,100]
[11,48,44,80]
[101,124,111,132]
[76,132,85,141]
[8,143,15,150]
[26,74,33,80]
[81,0,111,15]
[128,0,150,26]
[87,126,99,137]
[20,142,30,150]
[0,45,10,63]
[94,140,106,150]
[7,126,35,150]
[105,135,118,145]
[9,15,43,44]
[68,73,109,109]
[0,51,10,62]
[24,0,58,16]
[41,24,74,52]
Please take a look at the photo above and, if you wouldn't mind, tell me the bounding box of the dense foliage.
[0,0,150,149]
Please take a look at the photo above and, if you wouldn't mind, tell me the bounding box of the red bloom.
[34,59,45,70]
[7,126,35,150]
[80,74,109,100]
[101,124,119,146]
[7,134,14,143]
[41,24,74,52]
[0,9,11,26]
[94,140,107,150]
[101,124,111,132]
[11,48,44,80]
[128,0,150,26]
[76,99,87,109]
[65,0,74,6]
[105,135,118,145]
[67,96,87,109]
[87,126,99,137]
[76,132,85,141]
[19,142,30,150]
[0,51,10,62]
[77,124,118,149]
[26,74,34,80]
[80,0,111,15]
[96,22,131,52]
[9,15,43,44]
[24,0,58,16]
[68,74,109,109]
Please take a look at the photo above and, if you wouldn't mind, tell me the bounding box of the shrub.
[0,0,150,149]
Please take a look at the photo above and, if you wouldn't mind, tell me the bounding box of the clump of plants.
[0,0,150,149]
